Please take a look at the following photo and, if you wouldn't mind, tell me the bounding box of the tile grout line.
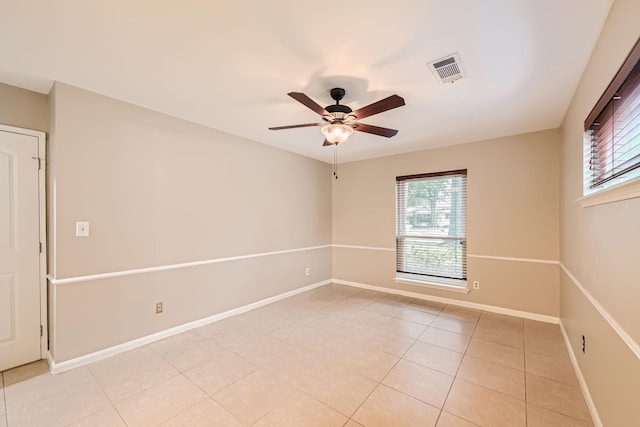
[528,401,595,425]
[85,364,129,426]
[278,387,352,425]
[316,292,399,424]
[436,306,481,427]
[523,323,597,424]
[417,305,451,427]
[522,322,597,425]
[156,331,274,427]
[152,339,225,427]
[331,292,420,424]
[198,296,349,426]
[97,344,188,408]
[450,322,587,414]
[373,303,483,427]
[341,378,382,425]
[450,376,529,402]
[442,311,559,425]
[176,351,248,426]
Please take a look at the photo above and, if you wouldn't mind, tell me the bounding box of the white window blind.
[585,38,640,191]
[396,170,467,283]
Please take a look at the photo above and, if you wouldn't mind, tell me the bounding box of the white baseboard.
[559,321,602,427]
[333,278,559,324]
[45,350,54,370]
[48,279,331,375]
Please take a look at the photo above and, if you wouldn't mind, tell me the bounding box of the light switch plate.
[76,221,90,237]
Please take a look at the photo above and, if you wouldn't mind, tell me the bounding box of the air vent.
[428,53,466,84]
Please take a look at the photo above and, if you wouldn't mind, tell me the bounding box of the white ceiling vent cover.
[428,53,466,84]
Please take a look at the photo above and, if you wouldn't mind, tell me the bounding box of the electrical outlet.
[473,281,480,290]
[582,335,586,353]
[155,302,163,314]
[305,267,311,276]
[75,221,90,237]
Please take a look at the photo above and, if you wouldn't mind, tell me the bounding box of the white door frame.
[0,123,48,360]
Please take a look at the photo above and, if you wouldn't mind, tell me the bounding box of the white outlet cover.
[76,221,90,237]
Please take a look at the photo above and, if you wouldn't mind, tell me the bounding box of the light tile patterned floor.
[1,284,594,426]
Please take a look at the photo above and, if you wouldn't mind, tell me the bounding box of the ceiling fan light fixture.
[269,89,404,146]
[321,123,353,144]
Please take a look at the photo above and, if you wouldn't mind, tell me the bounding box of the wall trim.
[333,279,559,324]
[559,321,603,427]
[332,244,395,252]
[47,244,332,286]
[467,254,559,265]
[333,244,559,265]
[47,279,332,374]
[560,262,640,360]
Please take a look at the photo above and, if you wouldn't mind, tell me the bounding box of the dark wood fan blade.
[353,123,399,138]
[322,139,334,146]
[288,92,328,116]
[269,123,323,130]
[351,95,405,120]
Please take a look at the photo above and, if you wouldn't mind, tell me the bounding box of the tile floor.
[1,284,594,426]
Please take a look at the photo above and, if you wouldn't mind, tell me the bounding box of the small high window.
[584,38,640,194]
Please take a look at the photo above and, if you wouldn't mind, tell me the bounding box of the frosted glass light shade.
[321,124,354,144]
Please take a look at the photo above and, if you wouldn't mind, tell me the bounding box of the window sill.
[394,275,469,294]
[577,176,640,207]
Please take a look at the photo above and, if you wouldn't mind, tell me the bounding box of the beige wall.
[332,130,560,316]
[0,82,49,132]
[48,83,332,361]
[559,0,640,424]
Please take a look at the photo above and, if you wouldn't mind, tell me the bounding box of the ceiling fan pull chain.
[332,144,336,177]
[334,144,338,180]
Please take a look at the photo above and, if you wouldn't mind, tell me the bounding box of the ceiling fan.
[269,88,405,146]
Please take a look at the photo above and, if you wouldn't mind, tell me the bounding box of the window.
[396,170,467,290]
[584,37,640,195]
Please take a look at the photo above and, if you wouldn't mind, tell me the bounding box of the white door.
[0,129,41,371]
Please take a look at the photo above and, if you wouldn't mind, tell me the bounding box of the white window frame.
[395,170,468,292]
[580,37,640,207]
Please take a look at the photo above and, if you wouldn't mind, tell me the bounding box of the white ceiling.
[0,0,613,163]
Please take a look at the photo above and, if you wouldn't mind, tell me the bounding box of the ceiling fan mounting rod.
[330,88,346,104]
[326,88,352,115]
